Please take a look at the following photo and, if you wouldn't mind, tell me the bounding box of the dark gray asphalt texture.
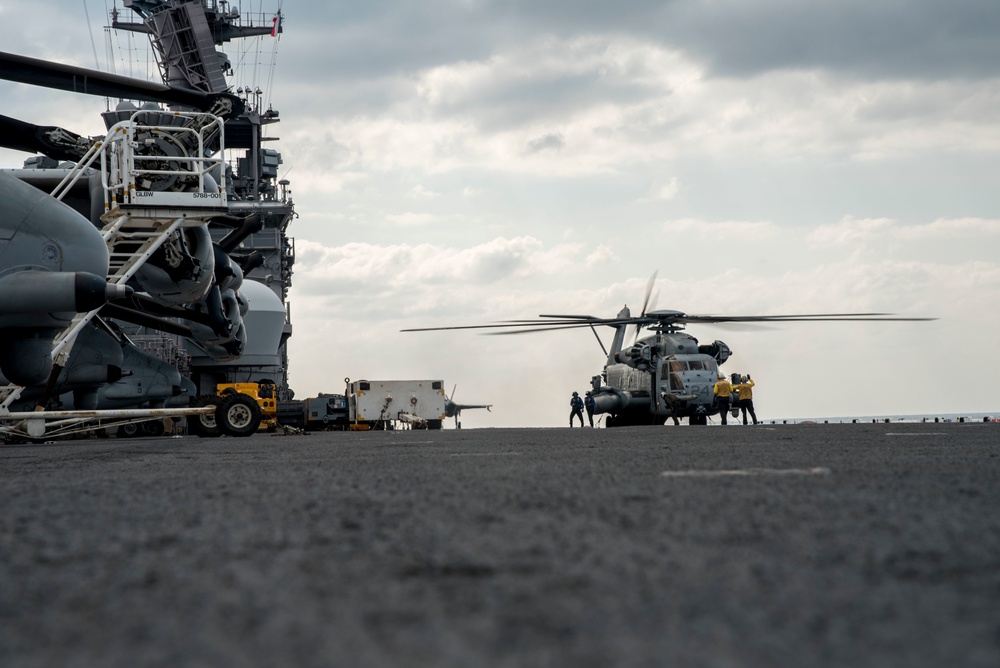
[2,423,1000,667]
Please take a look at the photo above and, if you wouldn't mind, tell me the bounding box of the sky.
[2,1,999,426]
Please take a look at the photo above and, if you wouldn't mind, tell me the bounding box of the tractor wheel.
[142,420,165,437]
[117,422,141,438]
[189,395,223,438]
[217,392,261,437]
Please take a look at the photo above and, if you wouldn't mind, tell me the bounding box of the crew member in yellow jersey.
[733,374,758,425]
[713,373,734,425]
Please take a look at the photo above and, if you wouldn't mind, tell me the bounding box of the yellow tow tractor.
[188,382,276,437]
[220,382,279,432]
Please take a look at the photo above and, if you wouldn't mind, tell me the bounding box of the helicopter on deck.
[0,1,291,426]
[0,51,253,412]
[403,275,935,426]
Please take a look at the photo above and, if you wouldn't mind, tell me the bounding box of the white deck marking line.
[449,451,523,457]
[660,467,832,478]
[382,441,436,445]
[885,433,945,437]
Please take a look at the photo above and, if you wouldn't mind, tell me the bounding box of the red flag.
[270,14,281,37]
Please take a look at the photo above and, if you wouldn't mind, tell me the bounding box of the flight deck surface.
[2,424,998,667]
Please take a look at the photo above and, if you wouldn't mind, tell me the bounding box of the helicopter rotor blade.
[402,319,624,333]
[401,323,533,332]
[401,311,936,334]
[677,313,937,324]
[640,271,658,317]
[537,314,602,320]
[487,322,628,335]
[632,271,658,343]
[0,114,88,161]
[0,51,244,119]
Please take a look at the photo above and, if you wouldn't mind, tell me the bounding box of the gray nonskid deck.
[2,424,999,667]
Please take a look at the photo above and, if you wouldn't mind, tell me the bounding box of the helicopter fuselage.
[592,330,729,426]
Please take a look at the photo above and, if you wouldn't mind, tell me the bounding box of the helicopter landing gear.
[689,414,708,426]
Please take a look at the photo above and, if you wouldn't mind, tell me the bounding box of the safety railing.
[102,110,227,210]
[50,110,227,211]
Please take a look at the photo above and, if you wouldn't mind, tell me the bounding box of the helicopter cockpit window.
[664,357,718,381]
[687,359,719,373]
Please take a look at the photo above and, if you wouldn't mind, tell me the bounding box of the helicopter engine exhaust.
[614,342,654,369]
[698,340,732,365]
[0,271,130,313]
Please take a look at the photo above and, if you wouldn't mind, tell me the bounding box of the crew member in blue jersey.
[570,391,585,427]
[584,391,596,427]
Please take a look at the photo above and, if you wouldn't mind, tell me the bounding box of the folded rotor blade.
[0,114,86,160]
[0,51,244,118]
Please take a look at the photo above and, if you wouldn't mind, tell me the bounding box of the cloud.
[281,2,1000,87]
[662,218,782,239]
[808,216,1000,247]
[638,177,680,202]
[277,34,1000,189]
[384,212,438,226]
[654,178,680,200]
[895,217,1000,240]
[408,185,441,199]
[294,236,592,297]
[586,245,620,267]
[661,0,1000,81]
[525,133,565,154]
[807,217,896,246]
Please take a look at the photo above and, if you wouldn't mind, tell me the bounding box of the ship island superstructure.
[109,0,296,399]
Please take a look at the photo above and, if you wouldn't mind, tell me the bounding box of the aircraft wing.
[454,404,492,411]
